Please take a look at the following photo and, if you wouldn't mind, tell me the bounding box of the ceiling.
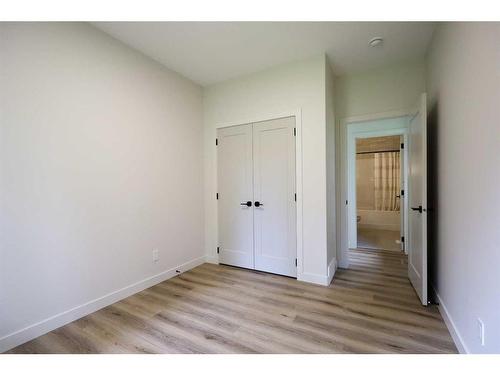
[93,22,436,86]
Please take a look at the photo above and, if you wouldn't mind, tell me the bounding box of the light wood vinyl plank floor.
[6,249,457,354]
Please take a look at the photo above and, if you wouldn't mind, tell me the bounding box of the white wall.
[203,55,330,284]
[335,60,426,120]
[0,23,204,351]
[335,61,425,264]
[325,59,337,279]
[425,22,500,353]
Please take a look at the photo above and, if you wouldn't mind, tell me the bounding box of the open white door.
[217,124,254,269]
[408,93,428,305]
[253,117,297,277]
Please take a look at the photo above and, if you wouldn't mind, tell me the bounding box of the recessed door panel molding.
[408,93,428,305]
[253,117,297,277]
[216,117,297,278]
[217,124,254,269]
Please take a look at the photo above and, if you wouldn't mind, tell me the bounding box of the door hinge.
[216,138,218,146]
[401,189,404,196]
[295,258,297,267]
[216,193,219,200]
[401,143,404,149]
[217,246,220,254]
[294,193,297,202]
[401,236,405,243]
[293,128,296,136]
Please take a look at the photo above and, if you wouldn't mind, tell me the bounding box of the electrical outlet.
[477,318,485,346]
[152,248,159,263]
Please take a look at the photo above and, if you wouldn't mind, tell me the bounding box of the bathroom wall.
[356,153,375,210]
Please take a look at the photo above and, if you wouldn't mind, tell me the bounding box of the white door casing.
[253,117,297,277]
[217,124,254,269]
[408,93,428,305]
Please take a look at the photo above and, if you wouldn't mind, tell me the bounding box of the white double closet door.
[217,117,297,278]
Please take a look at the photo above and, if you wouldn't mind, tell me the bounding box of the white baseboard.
[0,255,207,353]
[338,258,350,269]
[298,272,329,286]
[205,255,219,264]
[327,258,337,285]
[432,286,468,354]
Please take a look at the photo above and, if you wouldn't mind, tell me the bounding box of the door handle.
[240,201,252,207]
[411,205,423,213]
[254,201,264,207]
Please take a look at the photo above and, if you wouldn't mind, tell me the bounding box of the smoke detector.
[369,37,384,47]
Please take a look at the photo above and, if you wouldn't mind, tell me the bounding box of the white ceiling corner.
[92,22,436,86]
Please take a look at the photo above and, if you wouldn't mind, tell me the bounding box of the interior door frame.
[339,109,411,268]
[214,109,304,280]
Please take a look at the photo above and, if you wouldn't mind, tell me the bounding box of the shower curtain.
[374,152,400,211]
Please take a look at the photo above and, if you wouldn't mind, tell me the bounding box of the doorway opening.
[341,115,410,295]
[355,135,404,252]
[341,94,428,305]
[343,114,409,259]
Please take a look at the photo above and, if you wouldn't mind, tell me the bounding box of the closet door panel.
[253,117,296,277]
[217,124,254,269]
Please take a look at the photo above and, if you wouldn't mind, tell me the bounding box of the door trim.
[339,109,412,269]
[215,109,304,280]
